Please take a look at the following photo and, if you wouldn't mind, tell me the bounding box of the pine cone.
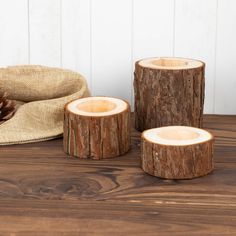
[0,92,16,124]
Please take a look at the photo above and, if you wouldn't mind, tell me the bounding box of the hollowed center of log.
[158,129,200,141]
[152,58,188,67]
[138,57,203,70]
[77,100,117,113]
[67,96,128,117]
[143,126,212,146]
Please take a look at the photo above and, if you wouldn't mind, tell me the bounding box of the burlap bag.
[0,65,90,145]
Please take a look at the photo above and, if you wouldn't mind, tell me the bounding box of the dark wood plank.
[0,114,235,235]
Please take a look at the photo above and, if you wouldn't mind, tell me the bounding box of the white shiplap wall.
[0,0,235,114]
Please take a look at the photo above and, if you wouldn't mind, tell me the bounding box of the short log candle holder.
[134,57,205,132]
[141,126,214,179]
[63,97,131,159]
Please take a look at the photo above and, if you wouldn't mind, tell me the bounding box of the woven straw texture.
[0,65,90,145]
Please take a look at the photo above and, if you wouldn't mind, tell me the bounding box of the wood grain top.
[0,114,235,235]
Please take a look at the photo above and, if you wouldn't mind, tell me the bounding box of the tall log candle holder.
[63,96,131,159]
[141,126,214,179]
[134,57,205,132]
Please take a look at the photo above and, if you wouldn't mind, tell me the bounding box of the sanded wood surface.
[0,114,235,235]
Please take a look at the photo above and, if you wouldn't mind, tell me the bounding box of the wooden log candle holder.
[63,97,131,159]
[134,57,205,132]
[141,126,214,179]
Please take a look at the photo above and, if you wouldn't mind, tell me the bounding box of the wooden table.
[0,115,235,235]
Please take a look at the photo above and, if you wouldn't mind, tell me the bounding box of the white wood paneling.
[133,0,174,60]
[0,0,28,66]
[29,0,61,67]
[132,0,175,107]
[174,0,217,114]
[215,0,236,114]
[0,1,235,114]
[61,0,91,88]
[91,0,132,100]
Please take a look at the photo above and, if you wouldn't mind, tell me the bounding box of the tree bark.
[134,58,205,132]
[141,131,214,179]
[63,98,131,160]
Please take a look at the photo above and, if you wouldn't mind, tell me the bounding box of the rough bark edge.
[134,59,205,132]
[63,99,131,160]
[141,134,214,179]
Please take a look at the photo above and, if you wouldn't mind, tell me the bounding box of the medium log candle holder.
[134,57,205,132]
[141,126,214,179]
[63,96,131,159]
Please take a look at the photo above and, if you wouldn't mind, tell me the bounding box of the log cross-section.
[134,57,205,132]
[141,126,214,179]
[63,97,131,160]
